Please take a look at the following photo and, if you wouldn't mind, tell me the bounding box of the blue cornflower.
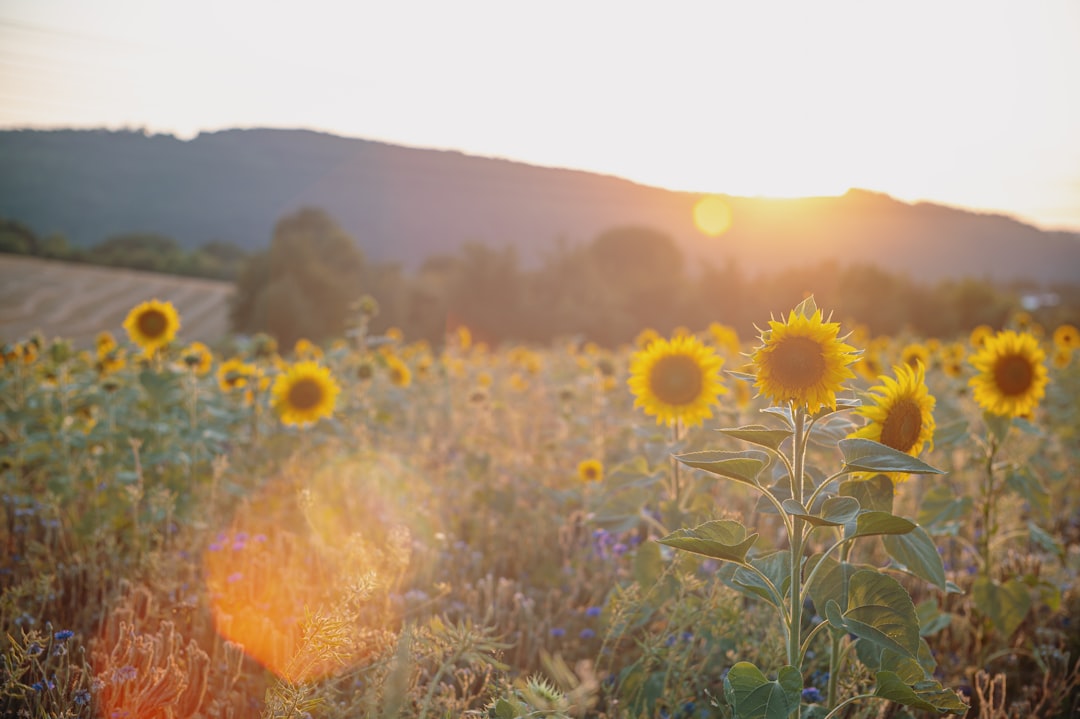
[54,630,74,642]
[579,628,596,640]
[74,689,91,705]
[27,642,43,656]
[585,606,602,618]
[801,687,823,703]
[549,627,566,638]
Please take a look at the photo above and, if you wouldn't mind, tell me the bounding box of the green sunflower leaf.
[674,449,769,487]
[972,577,1031,639]
[844,511,916,540]
[883,525,948,591]
[839,438,945,475]
[657,519,758,564]
[782,496,860,527]
[874,672,969,714]
[717,425,793,452]
[832,570,922,660]
[840,475,894,513]
[722,662,802,719]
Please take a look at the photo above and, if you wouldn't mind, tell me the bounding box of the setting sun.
[693,195,733,236]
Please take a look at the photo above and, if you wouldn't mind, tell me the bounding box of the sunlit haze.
[2,0,1079,230]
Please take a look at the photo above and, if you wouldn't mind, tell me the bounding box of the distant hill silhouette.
[2,127,1079,282]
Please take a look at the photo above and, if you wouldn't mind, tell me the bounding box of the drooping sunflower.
[968,330,1048,418]
[751,307,859,412]
[385,354,412,388]
[850,362,936,482]
[577,459,604,483]
[628,334,725,427]
[123,299,180,355]
[271,361,340,427]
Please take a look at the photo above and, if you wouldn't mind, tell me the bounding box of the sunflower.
[968,330,1048,418]
[182,341,213,376]
[293,338,324,361]
[751,307,858,412]
[1051,346,1072,370]
[385,355,412,388]
[900,342,930,371]
[969,324,994,349]
[1053,323,1079,351]
[628,334,725,427]
[271,361,340,427]
[123,299,180,355]
[577,459,604,483]
[217,357,255,392]
[850,362,936,482]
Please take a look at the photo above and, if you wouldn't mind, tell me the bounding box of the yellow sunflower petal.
[628,334,726,427]
[968,330,1048,418]
[271,361,340,427]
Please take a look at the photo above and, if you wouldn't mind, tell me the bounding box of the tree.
[229,208,366,347]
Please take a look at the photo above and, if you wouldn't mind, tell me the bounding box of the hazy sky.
[2,0,1079,231]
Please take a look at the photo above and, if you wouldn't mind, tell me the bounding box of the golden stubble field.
[0,255,233,348]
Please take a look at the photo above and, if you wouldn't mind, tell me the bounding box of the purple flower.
[579,628,596,640]
[585,606,602,618]
[801,687,823,703]
[54,630,74,642]
[549,627,565,638]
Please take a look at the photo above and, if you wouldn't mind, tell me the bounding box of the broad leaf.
[844,511,916,540]
[722,662,802,719]
[782,496,860,527]
[916,484,972,534]
[1006,467,1050,520]
[1028,521,1065,563]
[839,475,894,513]
[657,520,758,564]
[675,450,769,487]
[856,639,928,685]
[839,438,944,475]
[874,671,969,714]
[983,411,1012,445]
[916,599,952,637]
[883,525,948,590]
[718,425,792,452]
[972,577,1031,639]
[806,555,868,615]
[728,551,792,607]
[829,570,922,659]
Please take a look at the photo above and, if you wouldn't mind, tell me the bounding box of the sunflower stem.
[979,436,999,580]
[671,419,683,511]
[788,403,807,705]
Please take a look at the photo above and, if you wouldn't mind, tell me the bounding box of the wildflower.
[271,361,340,427]
[577,459,604,483]
[751,302,858,412]
[585,606,602,618]
[549,627,565,638]
[579,628,597,639]
[74,689,91,705]
[54,629,74,642]
[968,330,1048,418]
[628,334,726,427]
[849,362,936,482]
[122,299,180,355]
[802,687,823,703]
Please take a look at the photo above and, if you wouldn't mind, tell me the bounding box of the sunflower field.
[2,295,1078,719]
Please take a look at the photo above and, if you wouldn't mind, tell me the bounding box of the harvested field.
[0,255,233,348]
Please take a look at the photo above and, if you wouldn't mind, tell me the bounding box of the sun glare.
[692,196,733,237]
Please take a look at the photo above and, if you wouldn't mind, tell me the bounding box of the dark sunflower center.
[993,354,1033,396]
[391,368,406,384]
[137,309,168,339]
[287,378,324,410]
[649,354,704,406]
[583,466,599,480]
[880,398,922,453]
[770,336,826,389]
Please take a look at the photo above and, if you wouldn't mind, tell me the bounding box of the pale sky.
[2,0,1080,231]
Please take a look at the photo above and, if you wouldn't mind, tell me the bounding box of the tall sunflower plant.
[652,297,967,718]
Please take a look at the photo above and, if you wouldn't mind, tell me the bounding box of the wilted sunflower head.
[628,334,725,427]
[122,299,180,355]
[271,361,340,427]
[750,299,859,413]
[968,330,1048,418]
[850,362,936,482]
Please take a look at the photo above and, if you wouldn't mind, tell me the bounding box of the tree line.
[5,210,1077,348]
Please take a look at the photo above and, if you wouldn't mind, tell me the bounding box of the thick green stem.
[827,630,842,709]
[672,420,683,510]
[980,439,998,579]
[788,405,807,684]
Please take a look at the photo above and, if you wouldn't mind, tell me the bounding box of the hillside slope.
[2,128,1079,282]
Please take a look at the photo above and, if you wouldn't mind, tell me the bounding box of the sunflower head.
[385,355,412,388]
[1053,323,1079,351]
[577,459,604,483]
[123,299,180,355]
[968,330,1048,418]
[900,343,930,372]
[271,361,340,427]
[850,362,936,482]
[750,298,859,412]
[1051,346,1073,370]
[182,341,214,376]
[217,357,255,391]
[628,334,725,427]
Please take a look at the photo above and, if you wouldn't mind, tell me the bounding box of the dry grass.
[0,255,232,348]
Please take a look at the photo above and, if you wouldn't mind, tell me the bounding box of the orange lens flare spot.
[693,195,733,237]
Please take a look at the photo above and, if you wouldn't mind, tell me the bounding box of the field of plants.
[2,294,1078,719]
